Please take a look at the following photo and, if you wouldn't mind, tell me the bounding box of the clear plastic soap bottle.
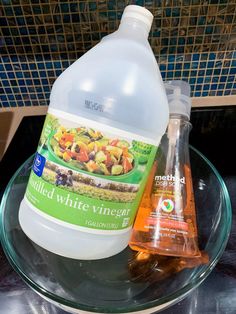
[19,5,169,260]
[129,80,201,258]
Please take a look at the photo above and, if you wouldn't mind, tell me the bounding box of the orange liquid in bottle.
[129,162,200,257]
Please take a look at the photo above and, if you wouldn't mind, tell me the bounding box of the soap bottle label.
[24,108,157,235]
[133,170,192,234]
[132,165,199,250]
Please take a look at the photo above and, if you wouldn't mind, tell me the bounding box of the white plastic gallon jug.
[19,5,169,259]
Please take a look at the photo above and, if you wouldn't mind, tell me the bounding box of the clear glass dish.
[0,147,232,314]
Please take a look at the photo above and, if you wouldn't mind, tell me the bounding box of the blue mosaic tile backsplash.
[0,1,235,108]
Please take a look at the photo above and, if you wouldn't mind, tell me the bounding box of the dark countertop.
[0,108,236,314]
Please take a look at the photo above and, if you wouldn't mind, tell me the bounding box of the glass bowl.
[0,147,231,314]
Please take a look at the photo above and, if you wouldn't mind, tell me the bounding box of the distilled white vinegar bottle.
[19,5,169,259]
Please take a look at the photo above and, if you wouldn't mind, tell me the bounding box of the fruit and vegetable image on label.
[25,108,157,234]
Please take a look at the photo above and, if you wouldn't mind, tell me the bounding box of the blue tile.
[212,76,220,83]
[190,71,197,76]
[12,87,20,93]
[209,53,216,60]
[60,3,70,12]
[0,73,7,79]
[4,64,12,71]
[18,101,25,107]
[211,84,217,90]
[16,17,26,25]
[198,16,206,25]
[230,68,236,75]
[20,87,27,93]
[38,63,45,69]
[207,61,214,68]
[184,63,190,69]
[182,71,189,77]
[2,101,10,107]
[192,54,200,61]
[2,80,10,86]
[202,92,208,96]
[220,76,227,82]
[29,64,36,70]
[8,72,15,79]
[0,95,7,101]
[221,69,229,75]
[196,85,202,91]
[0,17,8,26]
[213,69,221,75]
[218,84,225,89]
[206,26,213,34]
[226,83,233,89]
[16,72,23,78]
[39,71,47,78]
[195,92,201,97]
[176,64,182,70]
[21,64,29,70]
[198,70,205,76]
[203,84,210,90]
[4,7,14,15]
[159,64,166,71]
[200,62,207,68]
[167,63,174,71]
[41,79,48,85]
[216,91,223,96]
[62,61,70,68]
[178,37,186,45]
[54,62,62,69]
[46,62,53,69]
[167,72,174,78]
[228,76,235,82]
[175,71,181,77]
[18,80,25,85]
[33,79,40,85]
[8,95,15,100]
[89,1,97,11]
[15,95,22,100]
[189,78,196,84]
[9,101,16,107]
[38,94,45,99]
[4,87,12,93]
[197,78,203,84]
[32,71,39,78]
[20,27,28,35]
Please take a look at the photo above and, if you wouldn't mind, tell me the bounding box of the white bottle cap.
[121,5,154,33]
[164,80,192,119]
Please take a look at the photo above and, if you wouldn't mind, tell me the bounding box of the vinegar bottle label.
[24,108,158,235]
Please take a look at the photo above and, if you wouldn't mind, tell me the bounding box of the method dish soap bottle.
[19,5,169,259]
[129,80,201,257]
